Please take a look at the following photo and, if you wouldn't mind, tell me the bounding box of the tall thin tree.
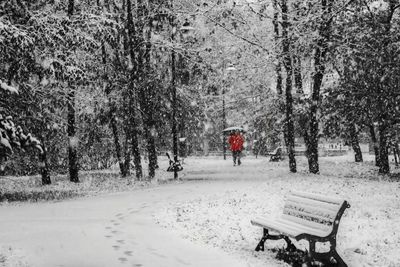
[281,0,296,173]
[67,0,79,182]
[273,0,283,95]
[170,0,179,179]
[307,0,333,174]
[126,0,143,180]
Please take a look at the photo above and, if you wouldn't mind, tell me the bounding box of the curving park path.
[0,157,268,267]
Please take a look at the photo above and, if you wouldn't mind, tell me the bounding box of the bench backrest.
[282,190,350,236]
[271,147,282,155]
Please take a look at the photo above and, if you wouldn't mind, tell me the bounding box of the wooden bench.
[268,147,283,162]
[251,190,350,266]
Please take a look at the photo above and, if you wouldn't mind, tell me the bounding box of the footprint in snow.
[124,251,133,256]
[118,257,128,263]
[151,251,166,258]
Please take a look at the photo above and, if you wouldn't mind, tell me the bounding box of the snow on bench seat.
[251,216,330,238]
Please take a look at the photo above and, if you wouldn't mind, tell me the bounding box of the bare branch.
[203,14,271,54]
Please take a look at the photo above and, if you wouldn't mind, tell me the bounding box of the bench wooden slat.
[285,199,340,218]
[286,195,340,211]
[283,206,334,224]
[251,217,328,238]
[291,190,343,205]
[280,214,333,233]
[284,199,338,219]
[276,218,330,236]
[283,200,337,222]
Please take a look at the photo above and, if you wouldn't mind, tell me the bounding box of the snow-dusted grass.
[0,160,173,203]
[0,246,27,267]
[155,154,400,267]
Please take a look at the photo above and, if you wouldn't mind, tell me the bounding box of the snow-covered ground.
[1,153,399,266]
[156,154,400,267]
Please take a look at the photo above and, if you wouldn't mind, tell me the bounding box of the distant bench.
[268,147,283,162]
[251,190,350,266]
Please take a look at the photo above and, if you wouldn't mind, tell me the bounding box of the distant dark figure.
[228,130,245,166]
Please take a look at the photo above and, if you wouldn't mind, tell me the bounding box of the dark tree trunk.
[68,0,74,15]
[126,0,143,180]
[299,114,310,158]
[273,0,282,95]
[102,41,125,177]
[123,131,131,176]
[130,118,143,180]
[138,2,158,179]
[393,143,399,167]
[369,124,380,166]
[66,0,79,183]
[67,89,79,182]
[170,1,179,179]
[307,0,332,174]
[67,0,79,183]
[293,55,303,94]
[38,143,51,185]
[281,0,296,173]
[349,124,363,162]
[291,1,303,95]
[110,108,125,176]
[378,123,390,174]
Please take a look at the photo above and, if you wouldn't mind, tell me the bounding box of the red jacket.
[228,133,244,152]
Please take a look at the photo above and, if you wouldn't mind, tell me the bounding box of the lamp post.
[222,86,226,159]
[171,17,195,179]
[222,65,236,160]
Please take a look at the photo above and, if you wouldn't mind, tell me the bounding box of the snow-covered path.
[0,157,267,267]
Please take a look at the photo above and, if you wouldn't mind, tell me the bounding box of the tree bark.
[110,107,125,176]
[67,88,79,182]
[38,145,51,185]
[293,55,303,94]
[349,124,363,162]
[369,124,380,166]
[102,41,125,177]
[393,143,399,167]
[307,0,332,174]
[378,123,390,174]
[281,0,296,173]
[137,0,158,179]
[123,131,131,176]
[170,0,179,179]
[273,0,283,95]
[126,0,143,180]
[67,0,79,183]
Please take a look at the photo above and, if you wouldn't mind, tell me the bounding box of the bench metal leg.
[306,238,348,267]
[255,229,296,252]
[283,236,296,252]
[255,228,269,251]
[330,250,348,267]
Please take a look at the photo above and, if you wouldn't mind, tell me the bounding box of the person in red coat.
[228,130,245,166]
